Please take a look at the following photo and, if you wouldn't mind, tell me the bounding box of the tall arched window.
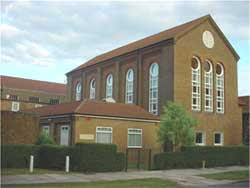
[75,82,81,101]
[89,79,96,99]
[191,56,201,111]
[106,74,113,99]
[125,69,134,104]
[216,63,224,113]
[204,60,213,112]
[149,63,159,115]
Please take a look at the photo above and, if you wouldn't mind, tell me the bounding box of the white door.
[60,125,69,146]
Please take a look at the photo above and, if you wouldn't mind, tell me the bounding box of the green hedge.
[2,143,125,172]
[1,144,40,168]
[154,146,249,170]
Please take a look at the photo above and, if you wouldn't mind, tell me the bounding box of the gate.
[119,148,162,171]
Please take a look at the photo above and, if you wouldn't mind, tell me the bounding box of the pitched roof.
[30,100,160,121]
[67,14,239,75]
[0,75,67,95]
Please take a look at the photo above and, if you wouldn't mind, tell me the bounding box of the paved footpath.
[1,166,249,187]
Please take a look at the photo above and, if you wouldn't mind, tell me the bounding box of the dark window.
[9,95,18,100]
[214,133,221,144]
[50,99,59,105]
[29,96,39,103]
[196,132,203,144]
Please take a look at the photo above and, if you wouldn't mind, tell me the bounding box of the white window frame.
[214,132,224,146]
[106,74,113,99]
[195,131,206,146]
[191,56,201,111]
[216,63,224,114]
[125,69,134,104]
[11,102,20,112]
[96,127,112,144]
[128,128,142,148]
[90,79,96,100]
[204,60,213,112]
[42,125,50,136]
[75,82,81,101]
[149,63,159,115]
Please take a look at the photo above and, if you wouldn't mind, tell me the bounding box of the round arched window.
[191,57,200,70]
[90,79,96,89]
[216,63,224,76]
[107,74,113,86]
[204,60,212,73]
[150,63,159,76]
[126,69,134,82]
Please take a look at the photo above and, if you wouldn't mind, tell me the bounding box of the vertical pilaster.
[81,72,86,100]
[136,51,143,106]
[96,67,102,100]
[66,76,73,102]
[115,62,120,102]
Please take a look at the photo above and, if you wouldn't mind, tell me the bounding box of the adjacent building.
[239,96,250,145]
[66,15,242,146]
[31,99,160,150]
[0,75,67,112]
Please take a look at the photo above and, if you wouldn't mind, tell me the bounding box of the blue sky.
[1,1,249,96]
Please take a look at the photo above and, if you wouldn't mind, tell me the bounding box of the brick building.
[0,75,67,112]
[66,15,242,146]
[31,99,160,150]
[239,96,250,144]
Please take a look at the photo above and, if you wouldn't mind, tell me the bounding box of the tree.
[157,102,198,152]
[36,133,56,145]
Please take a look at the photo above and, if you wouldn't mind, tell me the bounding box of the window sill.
[214,143,223,146]
[195,143,206,146]
[127,146,142,149]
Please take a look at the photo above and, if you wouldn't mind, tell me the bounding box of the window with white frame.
[106,74,113,99]
[128,128,142,148]
[195,132,206,146]
[11,102,20,112]
[149,63,159,115]
[9,95,18,101]
[191,56,201,111]
[125,69,134,104]
[96,127,112,144]
[204,60,213,112]
[214,132,223,146]
[42,125,49,136]
[75,82,81,101]
[89,79,96,99]
[216,63,224,113]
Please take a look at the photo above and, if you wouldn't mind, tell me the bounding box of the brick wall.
[1,111,40,144]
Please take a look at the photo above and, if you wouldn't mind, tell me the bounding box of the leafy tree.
[36,133,56,145]
[157,102,198,152]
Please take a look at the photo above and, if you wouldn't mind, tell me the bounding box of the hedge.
[2,143,125,172]
[1,144,40,168]
[154,146,249,170]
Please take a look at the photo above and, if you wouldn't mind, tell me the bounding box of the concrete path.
[1,166,249,187]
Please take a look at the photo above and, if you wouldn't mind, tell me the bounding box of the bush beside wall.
[1,144,40,168]
[154,146,249,170]
[2,143,125,172]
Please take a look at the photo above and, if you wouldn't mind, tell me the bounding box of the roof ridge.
[67,14,210,74]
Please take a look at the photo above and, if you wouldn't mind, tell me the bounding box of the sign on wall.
[79,134,94,140]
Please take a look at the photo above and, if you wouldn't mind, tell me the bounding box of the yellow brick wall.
[1,99,48,111]
[174,19,242,145]
[74,116,161,150]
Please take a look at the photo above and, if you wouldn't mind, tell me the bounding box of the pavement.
[1,166,249,187]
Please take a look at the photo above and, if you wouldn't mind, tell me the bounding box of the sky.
[1,0,249,96]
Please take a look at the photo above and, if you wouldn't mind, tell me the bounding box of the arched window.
[204,60,213,112]
[216,63,224,113]
[191,56,201,111]
[89,79,96,100]
[125,69,134,104]
[149,63,159,115]
[75,82,81,101]
[106,74,113,99]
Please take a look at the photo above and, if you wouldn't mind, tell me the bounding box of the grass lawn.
[1,168,68,176]
[199,170,249,180]
[2,178,181,188]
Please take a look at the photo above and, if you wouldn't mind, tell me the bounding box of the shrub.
[1,144,40,168]
[154,146,249,170]
[36,134,56,145]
